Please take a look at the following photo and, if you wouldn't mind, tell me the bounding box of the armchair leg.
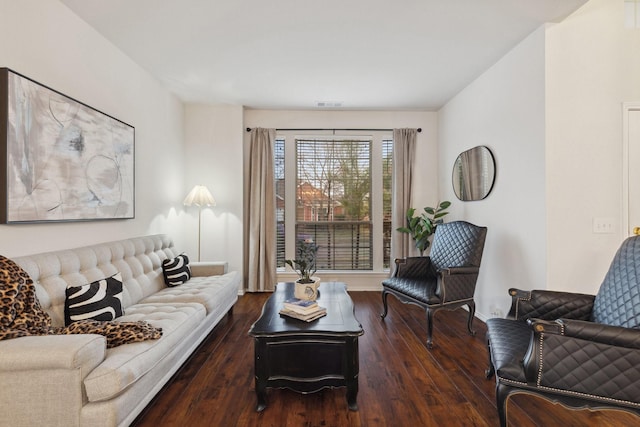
[466,301,476,336]
[380,290,389,319]
[426,308,434,349]
[485,340,495,378]
[495,382,511,427]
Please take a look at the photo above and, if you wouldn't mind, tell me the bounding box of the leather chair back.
[430,221,487,271]
[592,235,640,328]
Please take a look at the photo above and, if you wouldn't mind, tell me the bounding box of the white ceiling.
[60,0,587,111]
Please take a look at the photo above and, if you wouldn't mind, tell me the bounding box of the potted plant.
[397,201,451,255]
[285,238,320,300]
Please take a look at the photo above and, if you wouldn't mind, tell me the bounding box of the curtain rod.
[245,127,422,133]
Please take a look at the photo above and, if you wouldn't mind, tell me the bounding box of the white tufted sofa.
[0,234,240,427]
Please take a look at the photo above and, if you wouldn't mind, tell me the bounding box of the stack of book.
[279,298,327,322]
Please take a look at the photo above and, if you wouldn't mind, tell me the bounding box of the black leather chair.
[485,235,640,427]
[381,221,487,348]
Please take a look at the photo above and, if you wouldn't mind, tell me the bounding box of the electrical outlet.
[489,305,503,318]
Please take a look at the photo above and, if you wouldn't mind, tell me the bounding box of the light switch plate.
[593,217,615,234]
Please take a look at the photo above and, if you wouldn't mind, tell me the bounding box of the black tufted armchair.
[381,221,487,348]
[485,235,640,427]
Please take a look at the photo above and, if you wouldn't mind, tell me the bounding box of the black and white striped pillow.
[64,272,124,326]
[162,253,191,287]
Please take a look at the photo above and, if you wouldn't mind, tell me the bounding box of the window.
[275,138,285,269]
[296,137,372,270]
[276,132,393,272]
[382,139,393,268]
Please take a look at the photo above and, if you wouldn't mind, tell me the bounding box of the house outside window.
[275,132,393,273]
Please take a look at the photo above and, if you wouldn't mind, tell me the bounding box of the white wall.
[545,0,640,294]
[184,104,244,275]
[438,27,548,319]
[439,0,640,319]
[243,109,438,289]
[0,0,186,256]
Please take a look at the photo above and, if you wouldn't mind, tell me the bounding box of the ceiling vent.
[316,101,343,108]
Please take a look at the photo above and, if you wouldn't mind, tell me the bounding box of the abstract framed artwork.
[0,68,134,223]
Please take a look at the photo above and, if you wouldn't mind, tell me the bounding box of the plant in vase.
[285,239,320,299]
[397,201,451,255]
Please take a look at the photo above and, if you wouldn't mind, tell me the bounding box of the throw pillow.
[64,272,124,326]
[162,253,191,287]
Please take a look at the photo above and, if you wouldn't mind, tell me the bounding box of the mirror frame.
[452,146,496,201]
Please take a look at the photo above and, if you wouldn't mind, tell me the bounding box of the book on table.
[282,298,319,314]
[279,306,327,322]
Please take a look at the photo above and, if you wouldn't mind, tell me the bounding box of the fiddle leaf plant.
[397,201,451,255]
[285,239,319,284]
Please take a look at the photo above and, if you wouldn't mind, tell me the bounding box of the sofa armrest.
[0,334,106,376]
[190,261,228,277]
[0,335,106,425]
[506,288,595,321]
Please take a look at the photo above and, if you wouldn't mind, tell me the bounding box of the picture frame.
[0,68,135,223]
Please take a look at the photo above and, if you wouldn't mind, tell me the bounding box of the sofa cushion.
[162,254,191,287]
[65,273,124,325]
[140,271,239,314]
[83,302,206,402]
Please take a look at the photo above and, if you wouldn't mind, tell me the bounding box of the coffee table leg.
[346,382,358,411]
[345,337,359,411]
[255,379,267,412]
[254,338,268,411]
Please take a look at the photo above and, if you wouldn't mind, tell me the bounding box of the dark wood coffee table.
[248,281,364,412]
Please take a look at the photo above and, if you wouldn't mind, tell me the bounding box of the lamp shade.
[183,185,216,207]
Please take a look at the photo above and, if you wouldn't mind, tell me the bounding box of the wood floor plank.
[131,291,640,427]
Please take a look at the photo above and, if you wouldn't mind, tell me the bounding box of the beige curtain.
[247,128,277,292]
[390,128,417,263]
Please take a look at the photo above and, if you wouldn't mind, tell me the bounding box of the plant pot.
[294,277,320,300]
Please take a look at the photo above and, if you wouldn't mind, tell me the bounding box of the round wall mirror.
[452,146,496,201]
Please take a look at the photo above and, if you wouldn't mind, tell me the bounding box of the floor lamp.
[183,185,216,261]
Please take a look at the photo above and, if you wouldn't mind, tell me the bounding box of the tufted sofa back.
[12,235,177,327]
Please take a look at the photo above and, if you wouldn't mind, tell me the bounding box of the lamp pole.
[197,206,203,262]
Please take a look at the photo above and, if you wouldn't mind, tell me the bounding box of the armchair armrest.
[190,261,228,277]
[556,318,640,349]
[392,257,433,279]
[439,266,479,275]
[436,266,480,303]
[507,288,595,321]
[522,319,640,404]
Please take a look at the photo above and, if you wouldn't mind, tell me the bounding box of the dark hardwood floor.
[131,292,640,427]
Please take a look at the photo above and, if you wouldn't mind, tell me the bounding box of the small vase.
[294,277,320,300]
